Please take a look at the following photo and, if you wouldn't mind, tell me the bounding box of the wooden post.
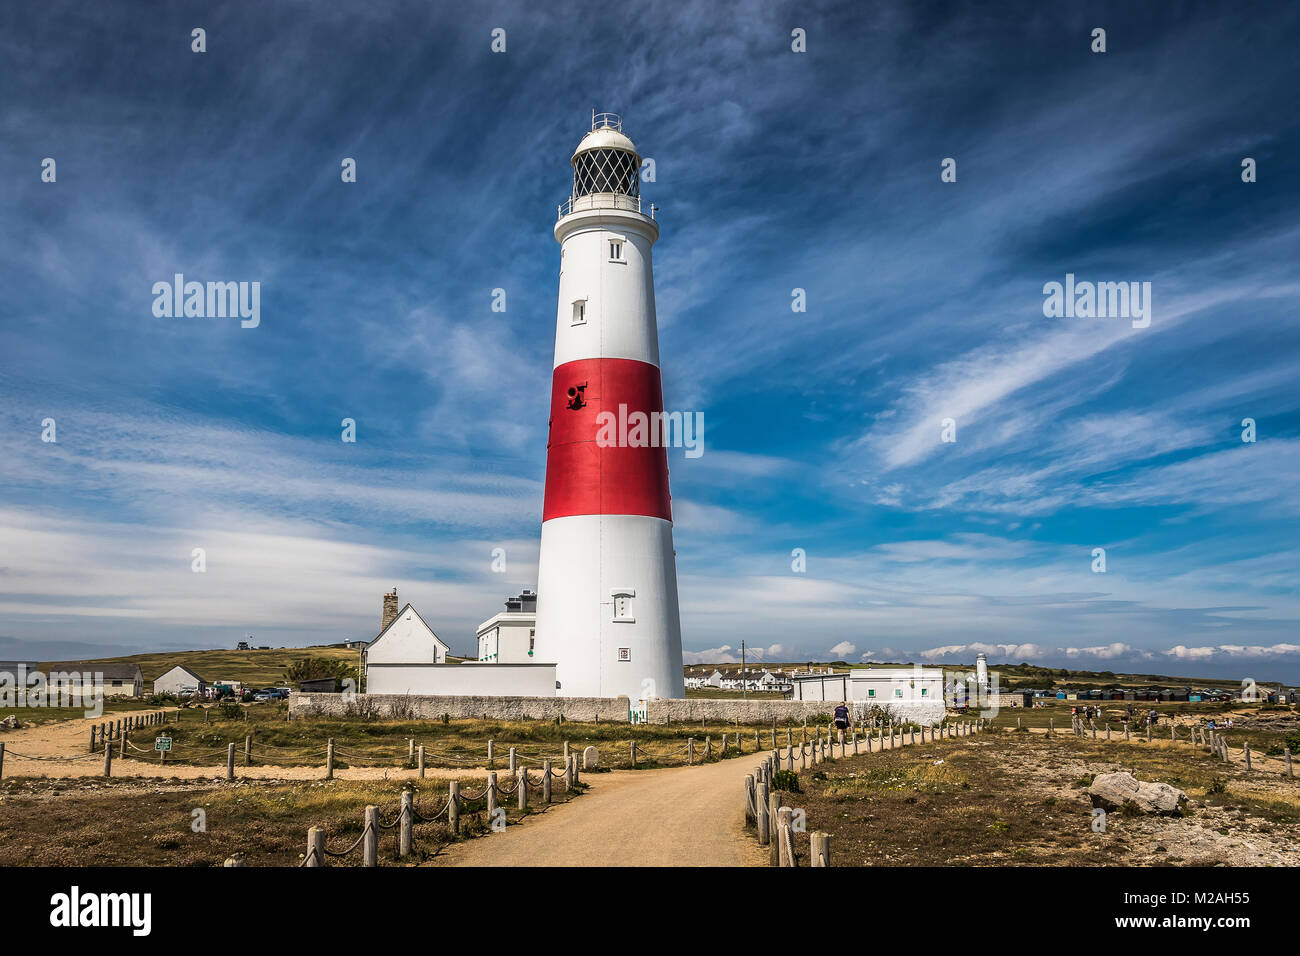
[787,745,794,771]
[787,726,792,747]
[911,726,916,745]
[564,756,573,791]
[1106,723,1111,740]
[244,734,252,766]
[1125,722,1130,742]
[756,781,770,846]
[688,737,694,765]
[399,790,413,858]
[744,775,755,825]
[563,740,570,767]
[852,728,858,755]
[705,736,712,760]
[226,743,235,781]
[517,769,528,810]
[1147,723,1152,743]
[204,710,209,725]
[418,745,425,778]
[777,807,794,867]
[754,728,760,751]
[449,781,460,834]
[1245,743,1252,770]
[408,738,414,764]
[543,759,552,802]
[488,739,495,768]
[326,738,335,780]
[305,826,324,867]
[0,742,4,781]
[1171,723,1176,742]
[800,742,807,769]
[103,740,112,777]
[120,730,127,758]
[509,746,517,773]
[362,805,378,867]
[90,725,96,752]
[630,740,637,767]
[768,792,783,867]
[811,831,830,867]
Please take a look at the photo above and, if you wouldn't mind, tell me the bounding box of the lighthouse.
[534,113,685,701]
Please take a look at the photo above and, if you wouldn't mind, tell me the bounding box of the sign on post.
[629,703,648,724]
[155,735,172,752]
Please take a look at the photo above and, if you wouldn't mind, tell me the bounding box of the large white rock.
[1088,771,1187,816]
[582,746,599,770]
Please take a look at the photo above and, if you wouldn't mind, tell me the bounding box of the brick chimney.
[381,588,399,633]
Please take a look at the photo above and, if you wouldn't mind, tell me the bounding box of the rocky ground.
[785,729,1300,866]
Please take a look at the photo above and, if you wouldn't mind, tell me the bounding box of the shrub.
[772,769,801,793]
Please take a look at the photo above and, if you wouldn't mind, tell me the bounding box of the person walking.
[832,702,852,747]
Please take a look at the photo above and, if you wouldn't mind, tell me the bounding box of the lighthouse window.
[611,589,636,623]
[608,239,624,262]
[572,299,586,325]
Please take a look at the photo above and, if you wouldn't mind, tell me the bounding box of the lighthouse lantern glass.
[573,147,640,199]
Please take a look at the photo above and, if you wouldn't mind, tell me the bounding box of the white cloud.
[828,641,857,658]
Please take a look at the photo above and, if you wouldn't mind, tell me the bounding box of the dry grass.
[124,706,790,771]
[0,773,583,866]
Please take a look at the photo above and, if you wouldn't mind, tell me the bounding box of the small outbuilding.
[152,664,206,697]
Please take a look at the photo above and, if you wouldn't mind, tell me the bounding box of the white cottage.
[153,664,206,697]
[363,602,450,690]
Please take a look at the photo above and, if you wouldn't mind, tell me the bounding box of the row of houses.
[681,666,837,693]
[0,659,254,700]
[1018,686,1290,703]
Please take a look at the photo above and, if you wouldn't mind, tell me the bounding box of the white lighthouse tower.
[534,113,685,701]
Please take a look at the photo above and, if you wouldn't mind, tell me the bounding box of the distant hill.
[39,646,362,687]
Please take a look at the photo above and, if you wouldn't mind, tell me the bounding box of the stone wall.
[648,698,844,724]
[290,692,631,722]
[289,692,904,725]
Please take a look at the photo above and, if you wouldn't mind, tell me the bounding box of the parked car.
[252,690,273,701]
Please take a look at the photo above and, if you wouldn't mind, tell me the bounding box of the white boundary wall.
[365,663,557,697]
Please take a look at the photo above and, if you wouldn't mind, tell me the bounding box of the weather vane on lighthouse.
[534,112,686,701]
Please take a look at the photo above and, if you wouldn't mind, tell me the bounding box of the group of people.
[1071,704,1104,721]
[1206,717,1234,731]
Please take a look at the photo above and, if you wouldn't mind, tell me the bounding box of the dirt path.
[433,755,770,867]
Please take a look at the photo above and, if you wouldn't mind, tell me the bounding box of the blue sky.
[2,0,1298,683]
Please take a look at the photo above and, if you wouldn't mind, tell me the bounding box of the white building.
[476,590,537,663]
[362,590,557,697]
[47,663,143,699]
[153,664,206,697]
[363,601,452,694]
[533,113,685,702]
[789,664,947,725]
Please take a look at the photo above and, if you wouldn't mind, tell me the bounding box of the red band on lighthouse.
[543,357,672,522]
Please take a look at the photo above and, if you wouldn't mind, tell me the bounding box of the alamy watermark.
[152,274,260,328]
[1,665,105,717]
[595,404,704,458]
[1042,273,1151,329]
